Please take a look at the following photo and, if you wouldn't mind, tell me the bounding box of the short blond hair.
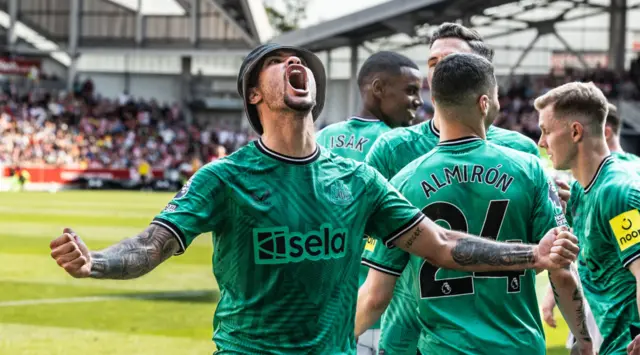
[534,82,608,131]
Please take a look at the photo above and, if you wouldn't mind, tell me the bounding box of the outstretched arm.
[90,224,180,279]
[50,225,180,280]
[390,218,577,272]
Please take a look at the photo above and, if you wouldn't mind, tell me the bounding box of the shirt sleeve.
[151,163,227,255]
[601,182,640,268]
[362,164,425,248]
[530,160,568,243]
[365,137,394,179]
[361,235,410,277]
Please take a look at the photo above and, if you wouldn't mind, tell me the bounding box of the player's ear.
[248,87,262,105]
[371,77,384,99]
[571,121,584,143]
[604,125,613,140]
[478,95,489,117]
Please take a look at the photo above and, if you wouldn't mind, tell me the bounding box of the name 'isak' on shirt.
[421,164,515,198]
[329,134,370,152]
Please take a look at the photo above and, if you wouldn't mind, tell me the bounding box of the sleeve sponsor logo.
[163,203,177,213]
[364,236,377,252]
[610,209,640,251]
[548,180,568,226]
[174,176,194,199]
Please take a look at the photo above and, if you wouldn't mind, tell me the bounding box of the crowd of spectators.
[0,78,258,178]
[1,63,638,179]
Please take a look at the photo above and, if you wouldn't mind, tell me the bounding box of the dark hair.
[606,103,621,135]
[429,22,494,62]
[357,51,419,88]
[431,53,496,108]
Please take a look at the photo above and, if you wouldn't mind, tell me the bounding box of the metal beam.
[554,31,589,69]
[68,0,80,91]
[348,43,359,116]
[509,32,540,76]
[7,0,17,54]
[205,0,256,46]
[191,0,200,46]
[484,7,607,40]
[135,0,144,45]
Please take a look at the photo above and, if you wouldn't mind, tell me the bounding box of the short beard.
[283,93,314,115]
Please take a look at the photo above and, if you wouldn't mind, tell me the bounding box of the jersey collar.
[584,155,614,194]
[255,139,320,165]
[429,119,440,137]
[349,116,380,122]
[437,136,483,147]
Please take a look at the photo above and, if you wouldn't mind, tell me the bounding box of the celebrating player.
[317,51,423,354]
[358,22,566,355]
[536,82,640,355]
[49,43,578,355]
[355,52,591,355]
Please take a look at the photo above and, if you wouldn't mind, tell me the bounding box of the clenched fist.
[50,228,92,278]
[535,226,579,270]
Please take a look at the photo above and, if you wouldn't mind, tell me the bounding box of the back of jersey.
[392,138,565,355]
[317,117,390,162]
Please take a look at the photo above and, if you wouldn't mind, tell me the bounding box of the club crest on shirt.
[325,180,353,206]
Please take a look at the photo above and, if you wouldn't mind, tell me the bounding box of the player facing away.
[536,82,640,355]
[49,43,579,355]
[355,53,592,355]
[316,51,423,355]
[357,22,567,355]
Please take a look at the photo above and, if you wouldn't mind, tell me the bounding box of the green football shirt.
[364,120,541,354]
[152,139,423,355]
[317,116,391,331]
[363,137,566,355]
[571,156,640,355]
[612,150,640,165]
[317,117,391,162]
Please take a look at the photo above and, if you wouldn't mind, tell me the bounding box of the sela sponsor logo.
[611,209,640,251]
[253,224,347,264]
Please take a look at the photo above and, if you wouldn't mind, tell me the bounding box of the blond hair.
[534,82,608,132]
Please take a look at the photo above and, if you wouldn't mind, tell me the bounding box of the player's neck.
[356,107,380,122]
[260,114,317,158]
[572,140,611,189]
[437,113,486,141]
[608,138,624,153]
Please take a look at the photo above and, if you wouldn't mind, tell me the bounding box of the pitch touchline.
[0,290,212,307]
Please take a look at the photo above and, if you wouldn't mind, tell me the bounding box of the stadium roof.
[272,0,517,52]
[272,0,636,64]
[0,0,274,66]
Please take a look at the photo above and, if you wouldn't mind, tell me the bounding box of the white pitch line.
[0,290,212,307]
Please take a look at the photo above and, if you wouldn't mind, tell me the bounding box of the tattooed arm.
[90,224,180,279]
[549,265,593,351]
[50,225,179,280]
[392,218,578,272]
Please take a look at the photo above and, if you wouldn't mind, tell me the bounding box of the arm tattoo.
[89,224,180,279]
[573,286,592,342]
[404,227,422,249]
[451,238,535,266]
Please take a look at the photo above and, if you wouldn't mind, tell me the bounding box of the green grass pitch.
[0,190,572,354]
